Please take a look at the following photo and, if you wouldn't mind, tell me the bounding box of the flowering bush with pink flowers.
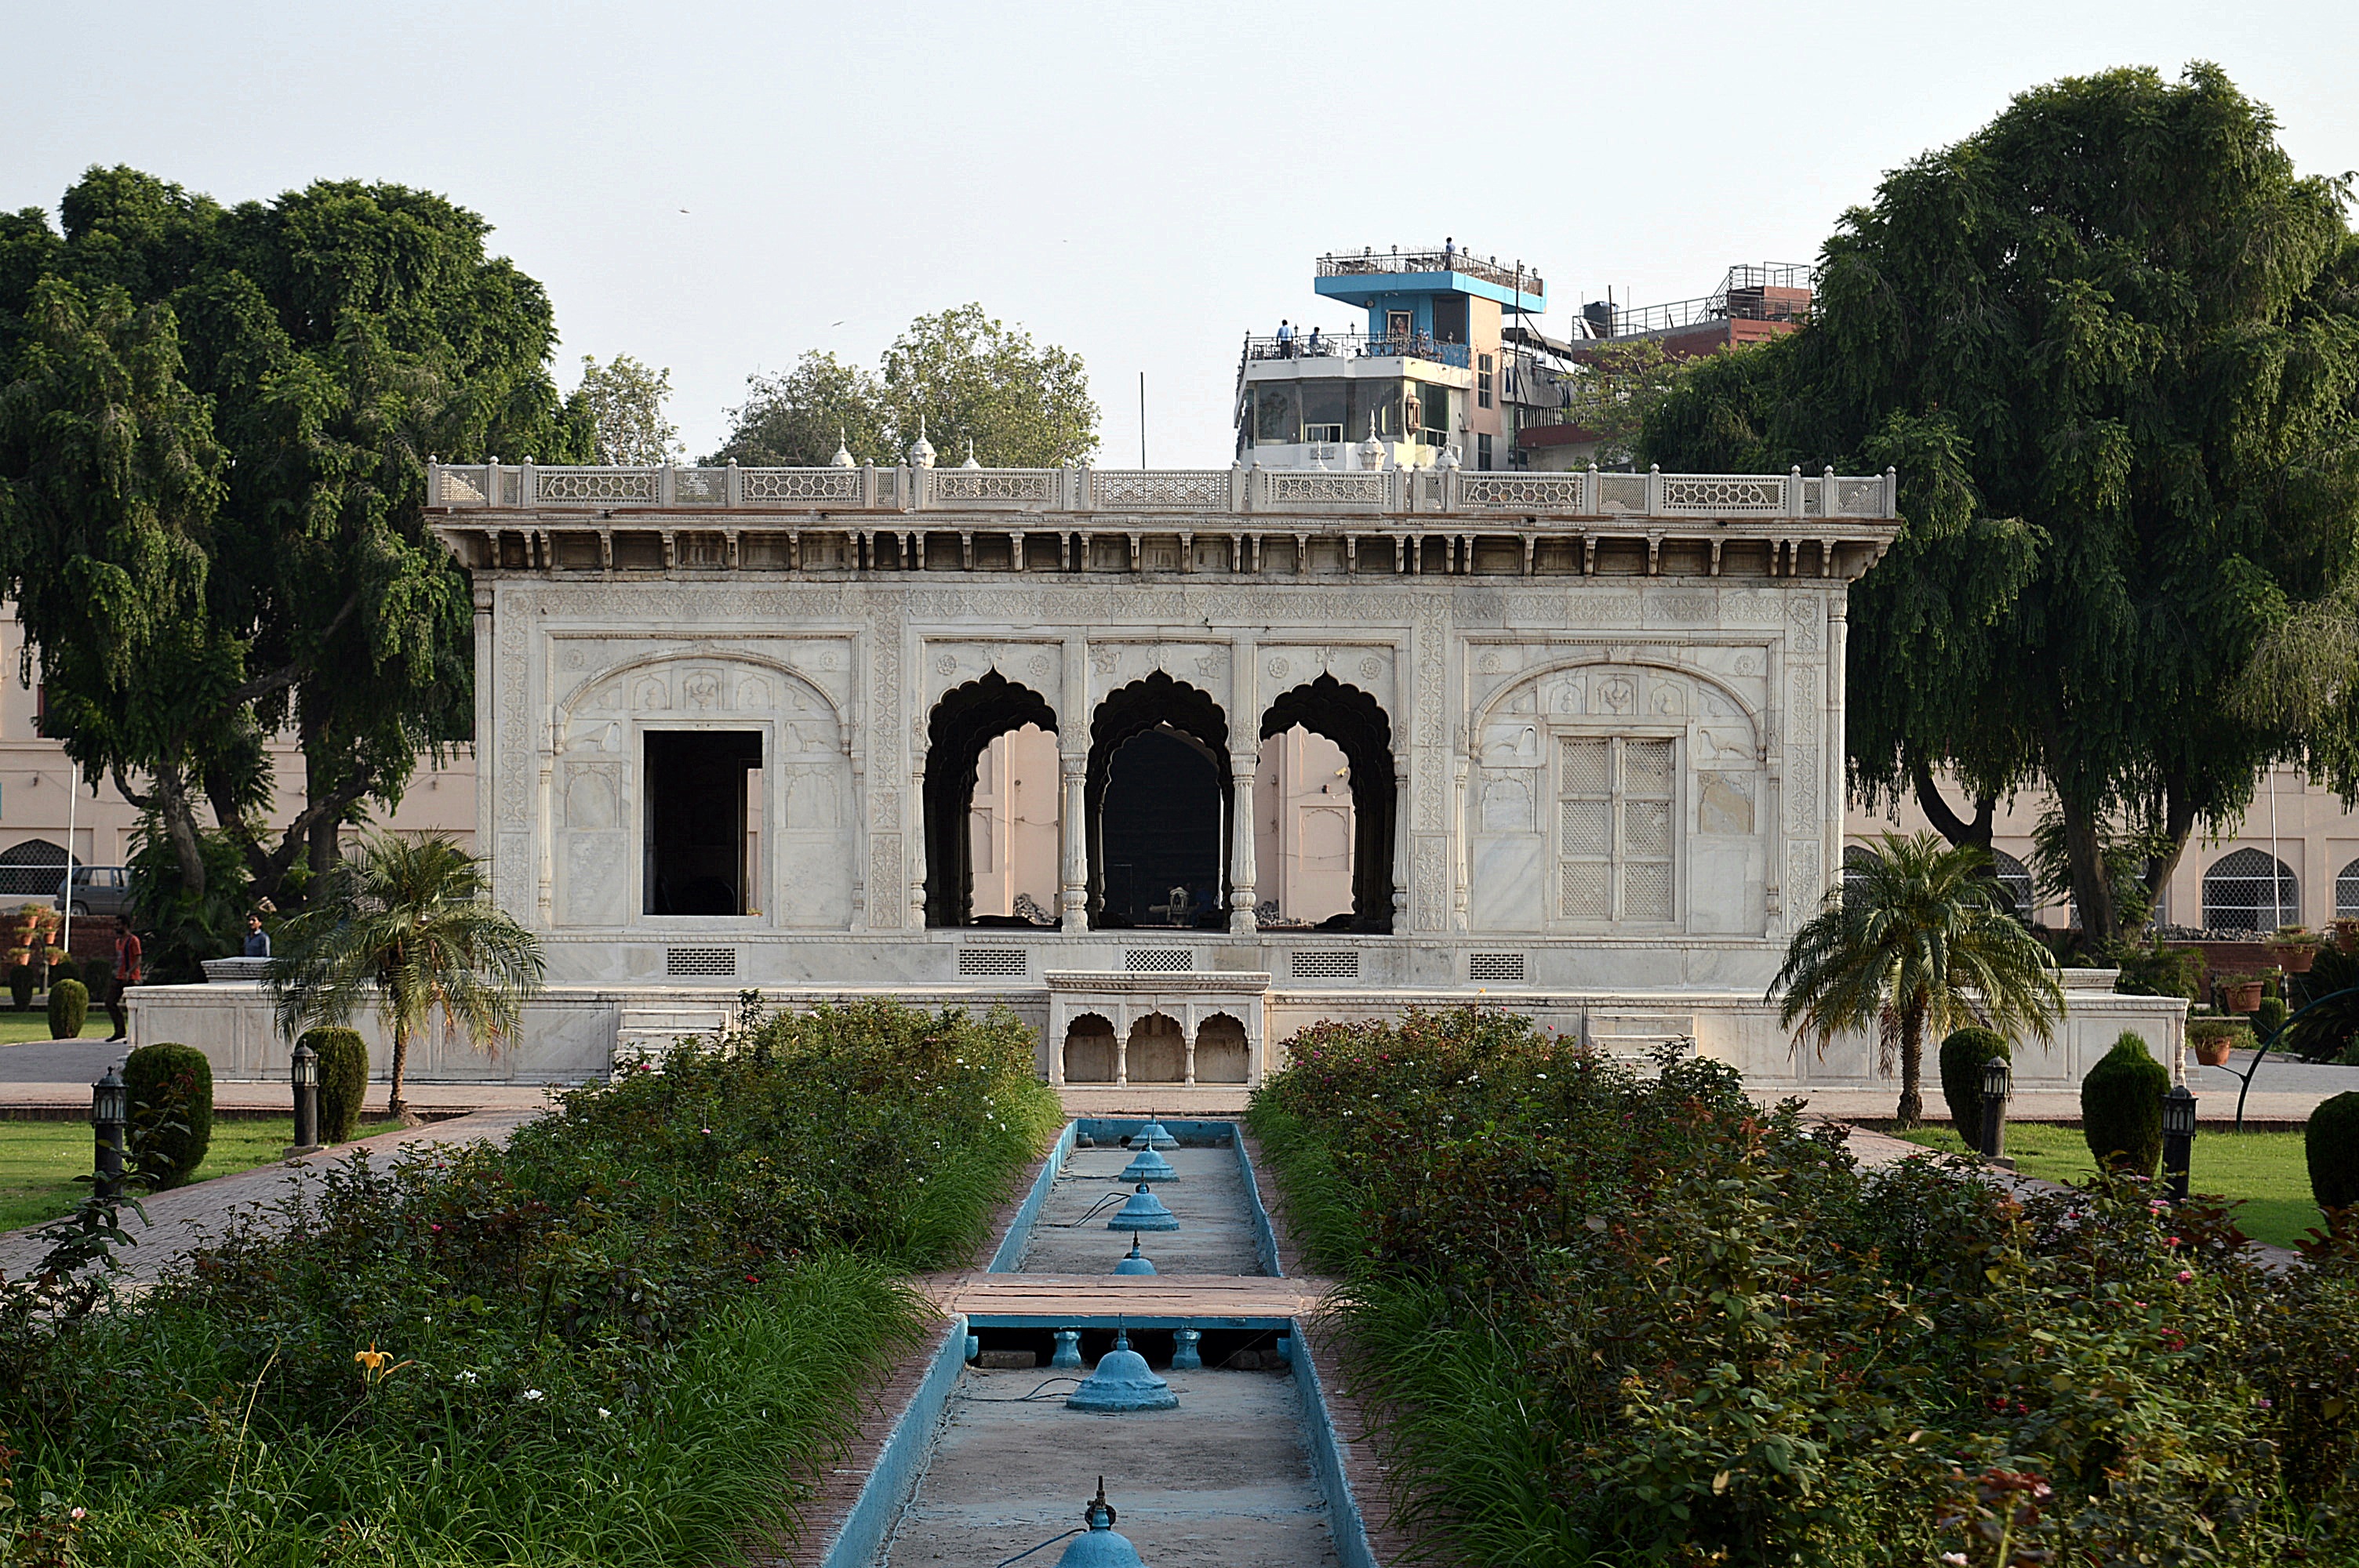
[1253,1007,2359,1566]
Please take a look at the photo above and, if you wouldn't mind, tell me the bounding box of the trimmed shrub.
[45,956,81,989]
[122,1042,214,1191]
[304,1026,369,1143]
[45,978,85,1040]
[5,964,31,1011]
[2082,1030,2169,1176]
[1939,1025,2009,1142]
[2309,1092,2359,1210]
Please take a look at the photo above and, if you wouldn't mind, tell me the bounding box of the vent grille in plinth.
[665,946,737,978]
[1124,948,1193,973]
[1289,949,1361,980]
[1468,953,1527,983]
[958,947,1028,977]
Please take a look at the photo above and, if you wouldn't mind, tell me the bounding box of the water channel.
[871,1123,1356,1567]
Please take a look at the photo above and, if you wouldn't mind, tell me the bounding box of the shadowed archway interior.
[1261,674,1395,933]
[924,672,1057,926]
[1087,673,1230,928]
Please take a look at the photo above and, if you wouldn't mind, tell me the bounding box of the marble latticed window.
[1558,737,1675,923]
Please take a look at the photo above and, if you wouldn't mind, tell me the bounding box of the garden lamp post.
[1978,1056,2012,1163]
[2161,1083,2197,1204]
[92,1063,126,1200]
[290,1039,320,1155]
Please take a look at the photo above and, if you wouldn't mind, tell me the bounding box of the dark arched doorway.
[1261,675,1395,933]
[924,672,1057,926]
[1088,673,1230,928]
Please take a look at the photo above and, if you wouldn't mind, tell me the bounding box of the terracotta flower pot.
[2193,1036,2235,1067]
[2223,981,2265,1014]
[2270,944,2317,974]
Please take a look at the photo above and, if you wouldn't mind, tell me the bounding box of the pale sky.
[7,1,2356,468]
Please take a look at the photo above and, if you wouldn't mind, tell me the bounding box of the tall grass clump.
[0,998,1060,1565]
[1249,1007,2359,1567]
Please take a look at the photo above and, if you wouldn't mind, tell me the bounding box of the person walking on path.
[242,913,271,959]
[105,921,141,1042]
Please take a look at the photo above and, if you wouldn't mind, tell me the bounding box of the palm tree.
[268,833,544,1122]
[1771,831,2063,1127]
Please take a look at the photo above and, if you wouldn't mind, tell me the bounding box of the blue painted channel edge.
[987,1121,1078,1274]
[1233,1133,1285,1279]
[814,1313,969,1568]
[1292,1317,1381,1568]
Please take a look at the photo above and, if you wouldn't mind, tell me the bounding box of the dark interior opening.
[1087,673,1230,930]
[1100,731,1221,927]
[1262,675,1396,933]
[923,672,1058,927]
[645,730,762,916]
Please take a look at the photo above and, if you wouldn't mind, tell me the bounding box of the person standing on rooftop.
[1276,318,1293,358]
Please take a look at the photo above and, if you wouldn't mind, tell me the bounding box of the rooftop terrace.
[1317,244,1542,298]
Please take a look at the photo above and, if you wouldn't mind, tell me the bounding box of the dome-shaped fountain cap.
[1118,1143,1176,1183]
[1112,1235,1157,1275]
[1067,1331,1177,1412]
[1107,1182,1178,1232]
[1133,1119,1178,1150]
[1055,1480,1152,1566]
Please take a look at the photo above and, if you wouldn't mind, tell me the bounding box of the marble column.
[1228,754,1259,934]
[1060,754,1089,931]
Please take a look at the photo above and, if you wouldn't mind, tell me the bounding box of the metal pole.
[1139,372,1147,470]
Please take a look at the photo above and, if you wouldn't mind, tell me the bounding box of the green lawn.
[0,1007,114,1044]
[1895,1122,2321,1250]
[0,1117,301,1232]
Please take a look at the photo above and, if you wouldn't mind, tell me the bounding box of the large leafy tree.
[708,304,1098,468]
[1774,832,2064,1126]
[0,168,586,912]
[1647,65,2359,945]
[567,353,680,464]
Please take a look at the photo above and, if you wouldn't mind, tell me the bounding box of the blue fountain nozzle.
[1107,1182,1178,1232]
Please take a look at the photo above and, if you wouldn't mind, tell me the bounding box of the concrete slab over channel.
[880,1365,1343,1568]
[1020,1144,1263,1276]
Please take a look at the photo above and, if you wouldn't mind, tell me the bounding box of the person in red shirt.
[107,922,142,1043]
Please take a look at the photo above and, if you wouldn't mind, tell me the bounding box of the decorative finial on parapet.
[961,436,981,470]
[831,430,855,467]
[1358,413,1385,471]
[910,414,936,469]
[1436,442,1460,472]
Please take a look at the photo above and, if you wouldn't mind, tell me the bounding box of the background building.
[0,608,475,904]
[1858,764,2359,936]
[1234,244,1544,473]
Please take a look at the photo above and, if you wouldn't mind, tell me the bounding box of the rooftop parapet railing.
[1241,332,1474,370]
[1584,262,1816,339]
[1317,245,1542,297]
[427,461,1899,522]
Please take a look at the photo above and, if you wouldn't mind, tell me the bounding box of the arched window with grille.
[2336,857,2359,920]
[1990,848,2035,920]
[2201,848,2298,932]
[0,840,67,899]
[1841,844,1877,908]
